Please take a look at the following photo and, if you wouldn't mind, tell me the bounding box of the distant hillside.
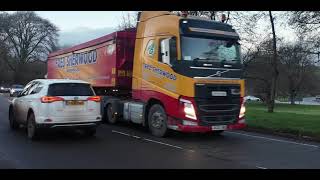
[58,27,115,47]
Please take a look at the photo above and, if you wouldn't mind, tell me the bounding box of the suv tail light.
[41,96,64,103]
[87,96,101,102]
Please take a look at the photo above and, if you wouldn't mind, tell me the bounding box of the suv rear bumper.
[36,121,101,129]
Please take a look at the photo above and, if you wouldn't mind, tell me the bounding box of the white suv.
[8,79,102,140]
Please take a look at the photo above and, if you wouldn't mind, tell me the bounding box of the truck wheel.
[106,104,117,124]
[9,107,19,130]
[148,104,168,137]
[27,113,39,140]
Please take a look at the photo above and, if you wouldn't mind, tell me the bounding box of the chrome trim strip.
[50,123,97,128]
[179,98,192,103]
[194,77,241,80]
[190,66,241,71]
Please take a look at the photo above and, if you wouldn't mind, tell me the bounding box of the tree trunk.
[13,63,21,84]
[290,89,296,105]
[267,11,279,113]
[289,80,296,105]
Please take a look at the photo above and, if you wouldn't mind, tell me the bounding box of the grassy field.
[245,102,320,138]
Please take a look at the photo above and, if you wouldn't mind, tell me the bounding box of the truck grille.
[194,84,241,126]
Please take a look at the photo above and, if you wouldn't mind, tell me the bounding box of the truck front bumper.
[167,117,246,133]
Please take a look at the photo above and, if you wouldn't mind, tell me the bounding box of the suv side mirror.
[11,92,20,97]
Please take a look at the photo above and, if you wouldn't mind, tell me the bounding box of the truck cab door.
[157,36,178,92]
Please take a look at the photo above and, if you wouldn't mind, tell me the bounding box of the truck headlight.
[239,97,246,119]
[239,105,246,118]
[180,98,197,120]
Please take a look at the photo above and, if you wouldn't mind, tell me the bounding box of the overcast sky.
[5,11,297,47]
[35,11,134,31]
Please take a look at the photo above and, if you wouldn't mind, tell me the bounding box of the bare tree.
[278,43,318,104]
[0,11,58,83]
[289,11,320,33]
[0,11,58,64]
[289,11,320,63]
[117,12,138,31]
[266,11,279,112]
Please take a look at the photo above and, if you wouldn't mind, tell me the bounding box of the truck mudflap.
[167,116,246,133]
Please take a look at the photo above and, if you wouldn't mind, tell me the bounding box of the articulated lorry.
[47,11,246,137]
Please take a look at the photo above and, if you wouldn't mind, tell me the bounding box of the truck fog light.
[182,120,197,126]
[238,118,245,124]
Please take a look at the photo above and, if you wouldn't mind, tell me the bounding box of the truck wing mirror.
[161,38,171,65]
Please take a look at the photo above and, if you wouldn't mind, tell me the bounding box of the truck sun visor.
[188,27,239,38]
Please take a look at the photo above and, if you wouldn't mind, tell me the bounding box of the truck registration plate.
[211,91,227,96]
[212,125,227,131]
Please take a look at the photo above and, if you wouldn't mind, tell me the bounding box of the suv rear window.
[47,83,94,96]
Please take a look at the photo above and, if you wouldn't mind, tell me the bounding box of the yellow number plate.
[66,100,84,106]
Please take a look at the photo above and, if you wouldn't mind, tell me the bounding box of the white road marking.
[143,138,184,150]
[226,131,319,148]
[132,135,141,139]
[256,166,267,169]
[111,130,184,150]
[111,130,131,137]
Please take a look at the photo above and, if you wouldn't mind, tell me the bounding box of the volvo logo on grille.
[206,69,230,78]
[216,71,222,76]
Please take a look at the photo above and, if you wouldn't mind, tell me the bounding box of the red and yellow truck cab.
[47,11,246,137]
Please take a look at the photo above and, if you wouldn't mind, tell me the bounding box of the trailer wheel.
[148,104,168,137]
[106,104,117,124]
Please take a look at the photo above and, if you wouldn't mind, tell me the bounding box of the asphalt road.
[0,93,320,169]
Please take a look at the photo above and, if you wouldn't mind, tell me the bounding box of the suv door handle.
[27,100,32,102]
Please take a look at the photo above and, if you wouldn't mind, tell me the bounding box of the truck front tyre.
[148,104,168,137]
[106,104,117,124]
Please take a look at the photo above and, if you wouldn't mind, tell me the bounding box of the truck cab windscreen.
[181,36,241,64]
